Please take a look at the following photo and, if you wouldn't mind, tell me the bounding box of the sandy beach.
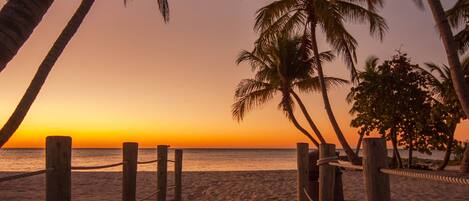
[0,170,468,201]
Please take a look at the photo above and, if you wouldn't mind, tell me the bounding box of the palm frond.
[454,27,469,54]
[293,76,349,93]
[236,50,272,71]
[336,1,388,40]
[158,0,170,23]
[446,0,469,28]
[123,0,169,22]
[232,87,277,122]
[256,10,306,48]
[254,0,298,32]
[364,55,379,72]
[234,79,275,98]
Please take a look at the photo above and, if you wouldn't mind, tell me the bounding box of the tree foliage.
[349,53,450,161]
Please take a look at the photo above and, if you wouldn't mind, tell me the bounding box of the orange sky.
[0,0,468,148]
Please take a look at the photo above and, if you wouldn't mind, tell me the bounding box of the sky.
[0,0,468,148]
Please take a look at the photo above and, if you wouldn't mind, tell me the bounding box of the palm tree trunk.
[460,142,469,173]
[0,0,54,73]
[438,123,457,170]
[283,94,320,147]
[390,127,402,168]
[290,90,326,144]
[309,22,359,163]
[0,0,95,148]
[355,133,364,155]
[408,131,413,168]
[427,0,469,117]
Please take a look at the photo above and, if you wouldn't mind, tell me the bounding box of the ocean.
[0,148,448,172]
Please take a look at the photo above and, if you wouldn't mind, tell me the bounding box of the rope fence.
[0,136,184,201]
[380,168,469,185]
[137,159,158,165]
[298,138,469,201]
[0,169,48,183]
[329,161,364,171]
[71,162,124,170]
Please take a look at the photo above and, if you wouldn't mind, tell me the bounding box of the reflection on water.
[0,148,447,172]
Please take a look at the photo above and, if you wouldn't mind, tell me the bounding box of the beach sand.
[0,170,468,201]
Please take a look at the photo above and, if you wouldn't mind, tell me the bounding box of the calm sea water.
[0,148,447,172]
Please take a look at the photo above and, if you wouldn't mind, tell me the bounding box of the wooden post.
[363,138,390,201]
[157,145,169,201]
[174,149,183,201]
[46,136,72,201]
[123,142,138,201]
[319,144,336,201]
[297,143,310,201]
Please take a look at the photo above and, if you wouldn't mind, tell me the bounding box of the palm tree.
[0,0,170,148]
[0,0,55,73]
[446,0,469,54]
[254,0,387,162]
[417,57,469,170]
[233,35,348,147]
[427,0,469,124]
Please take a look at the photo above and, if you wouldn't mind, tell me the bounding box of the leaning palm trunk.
[310,23,359,163]
[461,142,469,173]
[283,93,320,147]
[0,0,95,148]
[290,90,327,144]
[355,133,364,155]
[408,132,413,168]
[0,0,54,73]
[438,124,456,170]
[390,129,403,168]
[427,0,469,117]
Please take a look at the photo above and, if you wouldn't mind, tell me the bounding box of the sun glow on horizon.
[1,0,468,149]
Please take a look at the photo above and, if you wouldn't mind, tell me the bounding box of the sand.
[0,170,468,201]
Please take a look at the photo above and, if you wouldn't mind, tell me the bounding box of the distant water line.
[0,148,448,172]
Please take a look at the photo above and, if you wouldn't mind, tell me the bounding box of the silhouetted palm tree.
[0,0,170,148]
[254,0,387,162]
[0,0,54,73]
[233,35,348,147]
[417,57,469,170]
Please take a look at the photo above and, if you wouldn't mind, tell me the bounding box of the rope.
[138,186,176,201]
[71,162,123,170]
[0,169,48,183]
[303,187,314,201]
[328,161,363,171]
[316,156,338,166]
[137,160,158,165]
[138,190,160,201]
[380,168,469,185]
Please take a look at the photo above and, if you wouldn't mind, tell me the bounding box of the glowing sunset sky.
[0,0,467,148]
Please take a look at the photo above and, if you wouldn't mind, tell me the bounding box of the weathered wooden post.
[319,144,336,201]
[123,142,138,201]
[174,149,183,201]
[363,138,390,201]
[46,136,72,201]
[157,145,169,201]
[308,150,320,201]
[297,143,310,201]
